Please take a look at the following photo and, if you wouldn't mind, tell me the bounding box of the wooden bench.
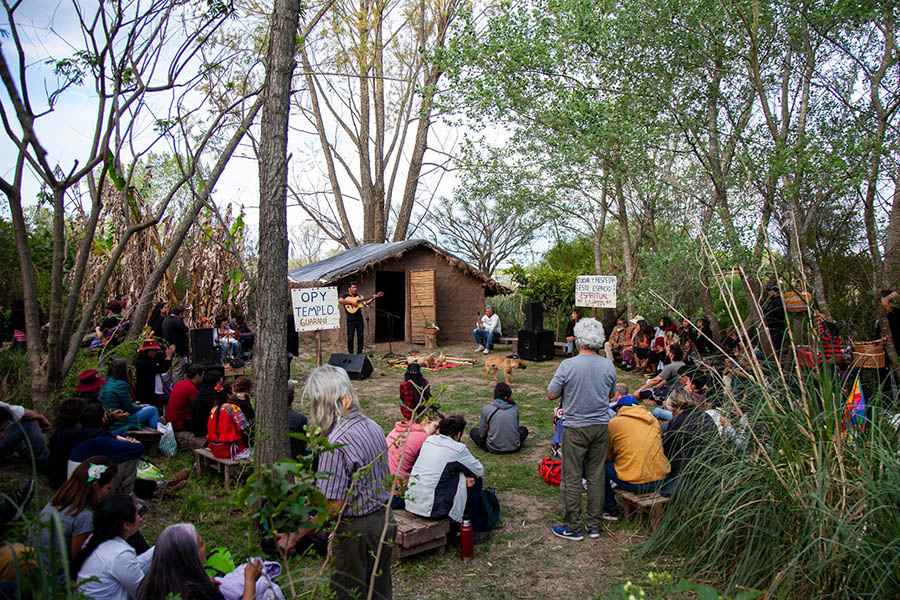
[496,337,568,356]
[224,364,245,378]
[193,448,251,487]
[497,336,518,352]
[392,509,450,561]
[614,489,669,531]
[128,427,163,457]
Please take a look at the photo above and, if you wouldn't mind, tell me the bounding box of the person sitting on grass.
[602,395,671,520]
[470,382,528,453]
[47,397,119,490]
[635,344,686,400]
[38,456,117,566]
[633,320,654,376]
[399,363,430,417]
[191,371,224,440]
[74,493,153,600]
[385,403,442,509]
[138,523,263,600]
[69,404,188,498]
[167,364,207,450]
[406,416,491,542]
[100,359,158,434]
[133,339,175,410]
[0,399,50,468]
[206,383,252,460]
[660,386,716,498]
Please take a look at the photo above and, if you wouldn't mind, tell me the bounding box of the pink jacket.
[385,421,430,483]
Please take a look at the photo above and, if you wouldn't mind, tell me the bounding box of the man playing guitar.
[338,281,382,354]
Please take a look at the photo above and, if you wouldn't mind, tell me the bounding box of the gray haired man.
[546,317,617,540]
[474,305,502,355]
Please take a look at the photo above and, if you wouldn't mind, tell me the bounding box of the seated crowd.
[3,291,844,598]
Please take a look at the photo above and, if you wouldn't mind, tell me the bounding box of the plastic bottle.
[459,518,474,560]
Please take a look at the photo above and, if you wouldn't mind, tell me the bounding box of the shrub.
[642,359,900,598]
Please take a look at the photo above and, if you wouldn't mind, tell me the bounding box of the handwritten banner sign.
[575,275,617,309]
[292,287,340,331]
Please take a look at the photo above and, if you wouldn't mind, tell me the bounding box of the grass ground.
[1,340,662,600]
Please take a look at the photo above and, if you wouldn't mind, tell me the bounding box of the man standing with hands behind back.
[546,317,617,541]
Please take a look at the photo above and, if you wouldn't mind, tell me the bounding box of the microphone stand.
[375,307,402,359]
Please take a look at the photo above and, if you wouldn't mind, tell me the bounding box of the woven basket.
[783,290,812,312]
[851,339,885,369]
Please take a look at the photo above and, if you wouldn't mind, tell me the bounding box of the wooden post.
[315,330,322,367]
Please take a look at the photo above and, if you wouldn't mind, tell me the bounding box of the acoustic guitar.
[344,291,384,314]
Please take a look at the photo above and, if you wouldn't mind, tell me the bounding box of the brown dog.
[484,355,526,384]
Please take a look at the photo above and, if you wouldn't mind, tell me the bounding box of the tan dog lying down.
[484,355,526,384]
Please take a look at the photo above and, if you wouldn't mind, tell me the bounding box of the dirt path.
[291,341,652,600]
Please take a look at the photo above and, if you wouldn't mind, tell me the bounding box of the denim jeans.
[604,461,666,512]
[473,329,499,349]
[135,405,159,429]
[0,419,49,463]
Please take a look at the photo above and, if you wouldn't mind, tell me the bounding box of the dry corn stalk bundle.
[75,181,167,322]
[74,178,251,327]
[176,203,251,327]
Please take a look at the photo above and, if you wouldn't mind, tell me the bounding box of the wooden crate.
[614,489,669,531]
[128,427,162,457]
[391,509,450,561]
[193,448,251,487]
[224,364,245,378]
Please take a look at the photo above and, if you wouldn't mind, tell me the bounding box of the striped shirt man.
[316,407,391,517]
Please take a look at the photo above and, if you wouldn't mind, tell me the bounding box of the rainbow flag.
[842,376,867,439]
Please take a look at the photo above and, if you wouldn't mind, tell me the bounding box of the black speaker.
[523,302,544,331]
[190,328,217,364]
[328,353,374,380]
[517,329,554,362]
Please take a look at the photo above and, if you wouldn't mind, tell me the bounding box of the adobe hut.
[288,240,507,347]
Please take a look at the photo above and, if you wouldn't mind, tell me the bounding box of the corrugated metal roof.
[287,239,509,295]
[288,240,424,283]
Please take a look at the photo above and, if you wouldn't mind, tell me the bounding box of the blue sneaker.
[586,525,603,538]
[551,525,583,541]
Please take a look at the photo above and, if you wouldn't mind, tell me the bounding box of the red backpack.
[539,457,562,486]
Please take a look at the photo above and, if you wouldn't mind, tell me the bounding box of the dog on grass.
[484,355,526,384]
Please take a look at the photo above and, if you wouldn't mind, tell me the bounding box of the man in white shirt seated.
[473,305,502,355]
[405,415,492,542]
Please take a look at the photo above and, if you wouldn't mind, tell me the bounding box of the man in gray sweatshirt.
[469,382,528,453]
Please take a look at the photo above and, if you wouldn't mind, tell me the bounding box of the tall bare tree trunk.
[885,167,900,289]
[614,174,636,318]
[256,0,299,464]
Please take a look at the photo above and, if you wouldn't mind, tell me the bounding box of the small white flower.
[87,463,108,482]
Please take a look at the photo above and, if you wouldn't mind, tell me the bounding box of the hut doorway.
[375,271,405,343]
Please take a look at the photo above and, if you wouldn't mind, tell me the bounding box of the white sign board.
[291,287,340,332]
[575,275,617,308]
